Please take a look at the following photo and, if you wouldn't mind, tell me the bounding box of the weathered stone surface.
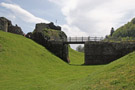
[0,17,24,35]
[25,32,33,39]
[35,23,49,32]
[46,41,68,63]
[32,31,48,46]
[30,23,69,63]
[8,25,24,35]
[0,17,12,32]
[85,41,135,65]
[48,22,61,30]
[35,22,61,32]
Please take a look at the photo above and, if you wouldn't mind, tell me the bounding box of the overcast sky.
[1,0,135,49]
[1,0,135,37]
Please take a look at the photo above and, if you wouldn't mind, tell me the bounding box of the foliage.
[40,28,66,41]
[105,18,135,42]
[110,27,115,36]
[111,18,135,38]
[76,45,84,52]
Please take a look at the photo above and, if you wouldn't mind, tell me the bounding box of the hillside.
[0,31,135,90]
[111,18,135,38]
[68,52,135,90]
[0,31,100,90]
[69,47,84,65]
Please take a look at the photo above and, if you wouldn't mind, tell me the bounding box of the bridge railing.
[48,36,135,43]
[67,37,104,42]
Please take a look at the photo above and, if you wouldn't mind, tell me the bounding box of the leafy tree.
[111,18,135,38]
[110,27,114,36]
[104,17,135,41]
[76,45,84,52]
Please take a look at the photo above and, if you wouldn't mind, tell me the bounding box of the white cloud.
[0,2,49,23]
[49,0,135,37]
[62,24,88,37]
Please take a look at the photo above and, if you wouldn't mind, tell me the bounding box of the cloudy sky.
[1,0,135,37]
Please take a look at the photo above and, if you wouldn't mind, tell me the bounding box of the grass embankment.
[69,47,84,65]
[68,52,135,90]
[0,31,135,90]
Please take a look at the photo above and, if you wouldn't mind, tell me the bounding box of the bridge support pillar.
[48,41,69,63]
[85,41,135,65]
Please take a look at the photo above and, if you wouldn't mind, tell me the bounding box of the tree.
[76,45,84,52]
[110,27,115,36]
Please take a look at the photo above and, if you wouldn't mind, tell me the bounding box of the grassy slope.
[69,52,135,90]
[69,47,84,65]
[111,18,135,38]
[0,31,135,90]
[0,31,67,89]
[0,31,100,90]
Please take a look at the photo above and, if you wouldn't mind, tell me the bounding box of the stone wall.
[30,23,69,63]
[0,17,12,32]
[35,23,49,32]
[85,41,135,65]
[35,22,61,32]
[47,41,68,62]
[0,17,24,35]
[8,25,24,35]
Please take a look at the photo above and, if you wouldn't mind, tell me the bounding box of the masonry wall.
[35,23,49,32]
[48,41,69,62]
[0,17,24,35]
[85,41,135,65]
[31,28,69,63]
[0,17,11,32]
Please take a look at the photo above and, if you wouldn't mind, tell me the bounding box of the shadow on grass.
[69,64,84,66]
[69,63,108,66]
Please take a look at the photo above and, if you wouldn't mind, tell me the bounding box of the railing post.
[82,36,83,42]
[95,36,97,41]
[76,37,77,42]
[100,37,103,41]
[69,37,71,42]
[88,36,90,41]
[102,37,103,41]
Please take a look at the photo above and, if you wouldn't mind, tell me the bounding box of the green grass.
[68,51,135,90]
[0,31,135,90]
[69,47,84,65]
[42,28,66,41]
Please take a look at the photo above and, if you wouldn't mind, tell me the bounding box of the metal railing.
[48,36,135,43]
[67,37,104,42]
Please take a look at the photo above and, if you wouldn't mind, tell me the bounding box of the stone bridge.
[31,22,135,65]
[61,37,135,65]
[30,22,135,65]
